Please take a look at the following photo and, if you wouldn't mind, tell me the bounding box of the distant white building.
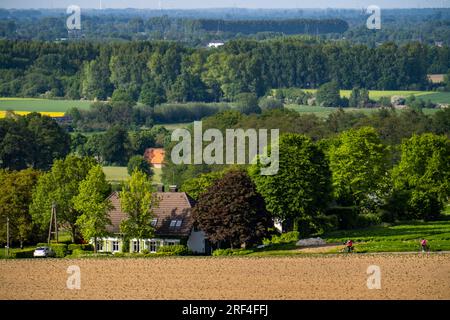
[207,42,224,48]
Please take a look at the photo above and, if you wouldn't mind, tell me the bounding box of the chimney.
[168,185,178,192]
[156,184,164,192]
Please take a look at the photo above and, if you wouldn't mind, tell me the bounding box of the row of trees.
[0,113,70,170]
[1,39,449,103]
[0,129,448,249]
[162,107,450,187]
[0,154,158,250]
[190,129,449,247]
[70,125,168,166]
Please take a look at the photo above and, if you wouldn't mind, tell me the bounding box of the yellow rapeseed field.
[0,111,65,118]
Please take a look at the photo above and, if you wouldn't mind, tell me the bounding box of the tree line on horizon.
[1,39,449,104]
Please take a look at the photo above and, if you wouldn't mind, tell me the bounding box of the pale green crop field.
[285,104,440,117]
[0,98,92,112]
[302,89,450,104]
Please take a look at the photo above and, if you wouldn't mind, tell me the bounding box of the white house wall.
[187,229,206,254]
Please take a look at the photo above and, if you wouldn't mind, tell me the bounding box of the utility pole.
[6,217,9,258]
[47,202,58,244]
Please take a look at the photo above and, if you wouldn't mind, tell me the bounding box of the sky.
[1,0,449,9]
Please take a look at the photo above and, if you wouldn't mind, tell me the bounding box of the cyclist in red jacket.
[345,239,354,253]
[420,239,428,253]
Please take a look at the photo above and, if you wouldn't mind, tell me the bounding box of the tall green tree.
[249,133,332,233]
[193,169,272,249]
[127,155,153,178]
[29,155,97,242]
[327,127,389,209]
[0,169,40,248]
[316,81,341,108]
[120,169,158,242]
[0,113,70,170]
[181,170,227,200]
[73,165,112,252]
[81,51,113,100]
[391,133,450,220]
[101,125,130,165]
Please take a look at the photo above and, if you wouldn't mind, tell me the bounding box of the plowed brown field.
[1,254,449,300]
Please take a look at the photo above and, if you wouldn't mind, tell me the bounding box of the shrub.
[212,248,253,256]
[141,249,150,255]
[68,244,82,252]
[326,207,359,229]
[157,244,189,256]
[262,231,300,245]
[235,93,261,115]
[12,249,35,259]
[356,213,382,228]
[68,249,86,257]
[82,244,94,251]
[313,214,339,233]
[113,252,125,257]
[154,103,230,123]
[37,243,68,258]
[259,97,284,111]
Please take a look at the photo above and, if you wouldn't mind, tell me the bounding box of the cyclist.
[345,239,354,253]
[420,238,428,253]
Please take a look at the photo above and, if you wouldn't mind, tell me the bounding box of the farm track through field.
[1,255,449,300]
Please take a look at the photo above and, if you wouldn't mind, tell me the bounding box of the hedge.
[12,249,35,259]
[68,244,94,252]
[262,231,300,245]
[157,244,189,256]
[212,248,253,256]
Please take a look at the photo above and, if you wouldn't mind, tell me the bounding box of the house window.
[149,241,158,253]
[175,220,182,227]
[112,241,119,252]
[133,240,140,253]
[96,241,103,252]
[151,218,158,227]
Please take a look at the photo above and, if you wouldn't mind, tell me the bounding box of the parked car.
[33,246,56,258]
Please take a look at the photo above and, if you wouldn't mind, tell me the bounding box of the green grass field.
[103,166,162,184]
[286,104,440,117]
[246,218,450,256]
[0,98,92,112]
[103,166,129,183]
[301,89,450,104]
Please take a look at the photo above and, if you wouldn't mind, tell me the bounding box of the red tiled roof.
[144,148,165,165]
[106,191,195,238]
[427,74,445,84]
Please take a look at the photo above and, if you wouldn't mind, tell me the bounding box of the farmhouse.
[95,188,208,254]
[427,74,445,84]
[144,148,165,168]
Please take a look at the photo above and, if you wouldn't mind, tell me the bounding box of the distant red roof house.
[427,74,445,84]
[144,148,165,168]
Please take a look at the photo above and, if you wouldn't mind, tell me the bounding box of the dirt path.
[1,254,449,300]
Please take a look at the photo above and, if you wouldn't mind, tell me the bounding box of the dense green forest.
[1,39,449,102]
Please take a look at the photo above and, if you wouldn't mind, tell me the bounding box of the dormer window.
[170,219,182,228]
